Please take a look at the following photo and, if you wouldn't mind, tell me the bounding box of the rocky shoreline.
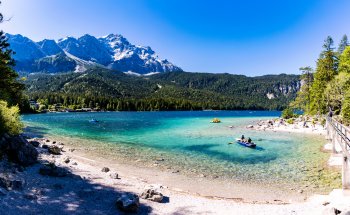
[247,116,326,135]
[0,134,165,214]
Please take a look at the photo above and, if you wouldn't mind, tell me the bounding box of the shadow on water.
[253,146,265,151]
[101,140,272,165]
[0,162,153,215]
[182,144,276,164]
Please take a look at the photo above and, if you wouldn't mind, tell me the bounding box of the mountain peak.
[37,39,63,56]
[57,36,76,43]
[101,33,130,47]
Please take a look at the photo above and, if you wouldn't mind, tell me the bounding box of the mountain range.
[6,33,182,75]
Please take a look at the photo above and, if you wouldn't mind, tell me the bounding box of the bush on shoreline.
[281,107,298,119]
[0,100,23,135]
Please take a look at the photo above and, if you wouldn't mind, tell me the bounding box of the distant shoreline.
[27,109,283,113]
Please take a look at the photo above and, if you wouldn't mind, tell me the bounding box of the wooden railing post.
[343,156,350,189]
[332,125,337,153]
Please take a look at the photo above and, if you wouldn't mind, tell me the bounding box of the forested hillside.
[24,69,300,111]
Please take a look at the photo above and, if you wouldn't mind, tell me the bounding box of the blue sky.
[1,0,350,76]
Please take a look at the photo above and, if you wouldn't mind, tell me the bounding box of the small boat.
[89,119,99,123]
[235,138,256,148]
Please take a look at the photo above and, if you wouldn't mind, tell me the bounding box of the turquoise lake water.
[22,111,340,191]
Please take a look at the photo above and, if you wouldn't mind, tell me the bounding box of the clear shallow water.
[22,111,341,191]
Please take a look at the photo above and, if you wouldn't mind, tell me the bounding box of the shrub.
[0,100,23,135]
[286,118,295,124]
[281,107,296,119]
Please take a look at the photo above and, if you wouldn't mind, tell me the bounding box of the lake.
[22,111,340,192]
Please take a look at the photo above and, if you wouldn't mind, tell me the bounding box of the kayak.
[235,139,256,148]
[89,119,99,123]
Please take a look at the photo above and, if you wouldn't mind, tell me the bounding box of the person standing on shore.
[328,107,333,118]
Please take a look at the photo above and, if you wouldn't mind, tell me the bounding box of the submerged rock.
[116,193,140,213]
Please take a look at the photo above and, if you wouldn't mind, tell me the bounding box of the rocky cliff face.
[6,33,182,75]
[266,79,301,99]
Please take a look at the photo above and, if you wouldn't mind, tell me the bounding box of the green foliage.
[339,46,350,74]
[324,72,350,113]
[23,69,301,111]
[341,89,350,124]
[286,118,295,124]
[281,107,295,119]
[0,100,23,135]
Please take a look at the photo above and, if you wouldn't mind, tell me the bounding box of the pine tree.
[338,34,349,55]
[290,67,313,112]
[0,30,25,106]
[309,36,338,115]
[323,36,335,52]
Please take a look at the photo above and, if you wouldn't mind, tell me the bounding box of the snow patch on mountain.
[124,71,142,76]
[144,72,160,76]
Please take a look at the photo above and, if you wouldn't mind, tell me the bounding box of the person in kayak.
[241,135,246,142]
[247,137,252,143]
